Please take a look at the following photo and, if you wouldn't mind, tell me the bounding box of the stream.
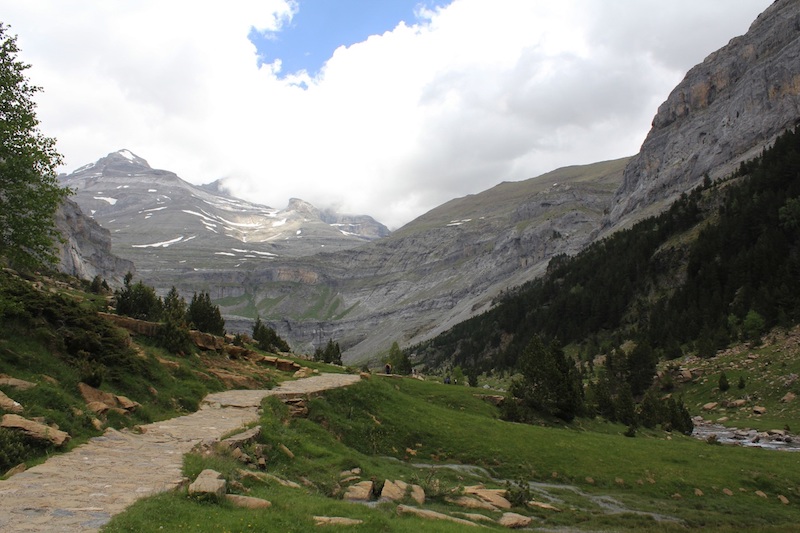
[691,419,800,451]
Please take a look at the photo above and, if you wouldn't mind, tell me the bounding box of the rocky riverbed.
[692,417,800,451]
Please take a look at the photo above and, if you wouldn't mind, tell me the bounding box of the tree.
[115,272,162,321]
[158,286,191,354]
[387,341,412,375]
[186,291,225,336]
[718,372,730,392]
[509,336,584,422]
[314,338,342,365]
[252,316,290,353]
[0,24,70,269]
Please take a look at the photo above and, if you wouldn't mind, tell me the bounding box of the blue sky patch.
[250,0,452,78]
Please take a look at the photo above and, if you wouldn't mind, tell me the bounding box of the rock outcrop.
[609,0,800,227]
[1,414,70,447]
[54,198,134,286]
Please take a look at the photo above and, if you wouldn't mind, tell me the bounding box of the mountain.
[608,0,800,228]
[174,158,627,360]
[61,150,390,276]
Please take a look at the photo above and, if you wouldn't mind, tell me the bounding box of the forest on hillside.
[414,127,800,382]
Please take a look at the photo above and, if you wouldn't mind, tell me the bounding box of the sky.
[3,0,772,229]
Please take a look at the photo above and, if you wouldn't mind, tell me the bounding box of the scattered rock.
[778,495,790,505]
[225,494,271,509]
[343,480,374,501]
[694,488,704,497]
[188,330,224,351]
[4,463,26,477]
[313,516,363,526]
[380,479,406,502]
[220,426,262,450]
[284,398,309,418]
[293,367,315,379]
[702,402,718,411]
[1,414,70,447]
[0,375,37,390]
[723,488,734,496]
[78,382,139,414]
[453,512,496,523]
[528,501,561,512]
[189,469,226,499]
[671,493,682,499]
[464,487,511,509]
[585,477,595,484]
[615,477,625,486]
[781,392,796,403]
[446,495,497,511]
[279,443,295,459]
[753,406,767,415]
[396,505,480,527]
[755,490,767,499]
[497,512,532,529]
[0,390,24,413]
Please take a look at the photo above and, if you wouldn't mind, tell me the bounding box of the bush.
[719,372,730,392]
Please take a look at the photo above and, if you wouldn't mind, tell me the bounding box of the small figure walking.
[385,363,392,375]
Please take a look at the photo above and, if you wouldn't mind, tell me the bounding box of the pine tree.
[0,24,70,269]
[186,291,225,336]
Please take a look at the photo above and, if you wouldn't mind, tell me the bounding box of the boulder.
[702,402,718,411]
[465,487,511,509]
[380,480,406,501]
[497,512,532,529]
[225,494,271,509]
[753,406,767,415]
[528,501,561,512]
[446,495,497,511]
[396,505,480,527]
[729,399,747,408]
[189,330,224,351]
[343,480,374,501]
[276,359,301,372]
[78,382,140,413]
[313,516,364,526]
[0,375,36,390]
[1,414,70,447]
[781,392,796,403]
[0,390,24,413]
[778,495,790,505]
[189,469,226,499]
[220,426,262,450]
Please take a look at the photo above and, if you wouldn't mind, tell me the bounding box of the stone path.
[0,373,362,532]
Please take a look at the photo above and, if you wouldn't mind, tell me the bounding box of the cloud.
[3,0,771,229]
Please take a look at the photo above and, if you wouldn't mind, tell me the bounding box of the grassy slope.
[104,376,800,532]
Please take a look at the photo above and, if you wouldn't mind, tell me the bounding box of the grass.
[103,376,800,532]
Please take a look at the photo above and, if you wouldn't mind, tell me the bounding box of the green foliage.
[186,291,225,336]
[157,286,191,354]
[506,336,584,422]
[718,372,730,392]
[387,341,412,375]
[0,24,70,270]
[313,338,342,365]
[252,316,290,353]
[115,272,162,321]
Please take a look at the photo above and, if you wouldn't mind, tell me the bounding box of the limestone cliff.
[609,0,800,227]
[54,198,134,285]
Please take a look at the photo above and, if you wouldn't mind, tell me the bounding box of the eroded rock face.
[55,198,134,286]
[609,0,800,227]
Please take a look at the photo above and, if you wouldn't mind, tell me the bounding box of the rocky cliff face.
[54,198,134,285]
[609,0,800,227]
[179,158,627,361]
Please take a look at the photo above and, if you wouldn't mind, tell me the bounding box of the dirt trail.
[0,373,361,532]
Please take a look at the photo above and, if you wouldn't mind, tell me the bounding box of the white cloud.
[3,0,771,229]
